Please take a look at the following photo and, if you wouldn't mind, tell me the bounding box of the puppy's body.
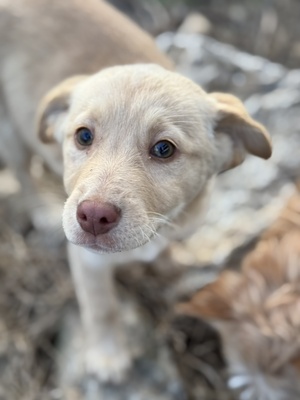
[0,0,172,176]
[0,0,272,382]
[0,0,173,380]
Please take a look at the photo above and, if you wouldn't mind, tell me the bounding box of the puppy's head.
[178,231,300,399]
[37,64,271,253]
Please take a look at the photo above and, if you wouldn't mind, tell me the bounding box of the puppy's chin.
[64,227,156,254]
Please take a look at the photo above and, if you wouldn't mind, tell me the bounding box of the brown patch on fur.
[177,270,241,320]
[261,191,300,240]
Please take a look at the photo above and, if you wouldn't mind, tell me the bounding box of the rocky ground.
[1,2,300,400]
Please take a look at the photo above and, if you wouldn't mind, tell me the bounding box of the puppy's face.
[37,64,271,253]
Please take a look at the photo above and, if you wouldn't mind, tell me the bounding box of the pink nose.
[76,201,121,236]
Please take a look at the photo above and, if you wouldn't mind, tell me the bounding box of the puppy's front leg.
[67,243,132,382]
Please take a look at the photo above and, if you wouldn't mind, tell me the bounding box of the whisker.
[146,212,179,230]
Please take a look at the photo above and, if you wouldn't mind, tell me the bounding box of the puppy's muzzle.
[76,200,121,235]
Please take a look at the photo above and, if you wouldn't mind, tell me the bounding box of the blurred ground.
[1,1,300,399]
[109,0,300,69]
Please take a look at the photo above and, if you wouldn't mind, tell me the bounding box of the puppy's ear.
[36,75,87,143]
[177,271,241,321]
[210,92,272,172]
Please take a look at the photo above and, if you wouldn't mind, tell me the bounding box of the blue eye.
[76,127,94,146]
[150,140,176,159]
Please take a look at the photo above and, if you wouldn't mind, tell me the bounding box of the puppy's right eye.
[150,140,176,159]
[75,128,94,147]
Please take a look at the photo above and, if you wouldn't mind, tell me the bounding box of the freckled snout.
[76,201,121,235]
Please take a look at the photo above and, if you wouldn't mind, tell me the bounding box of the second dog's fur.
[0,0,272,382]
[179,192,300,399]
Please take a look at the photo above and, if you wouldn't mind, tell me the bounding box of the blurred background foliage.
[109,0,300,69]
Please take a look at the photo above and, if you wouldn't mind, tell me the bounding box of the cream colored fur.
[0,0,272,382]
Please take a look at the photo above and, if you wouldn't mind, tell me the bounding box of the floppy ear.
[36,75,88,143]
[210,92,272,172]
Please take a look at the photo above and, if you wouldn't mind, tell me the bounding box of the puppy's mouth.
[67,226,158,253]
[72,231,119,252]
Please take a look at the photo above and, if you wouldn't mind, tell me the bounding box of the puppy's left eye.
[76,127,94,147]
[150,140,176,159]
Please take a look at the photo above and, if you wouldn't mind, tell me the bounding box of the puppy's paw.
[85,342,132,383]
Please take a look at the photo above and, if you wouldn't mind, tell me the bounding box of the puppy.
[0,0,272,382]
[179,193,300,399]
